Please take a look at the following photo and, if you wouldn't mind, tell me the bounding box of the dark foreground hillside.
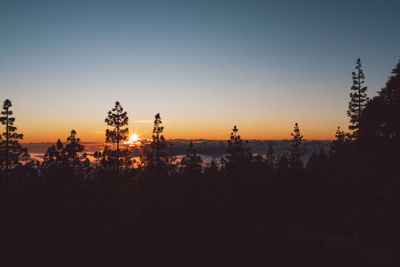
[1,152,399,267]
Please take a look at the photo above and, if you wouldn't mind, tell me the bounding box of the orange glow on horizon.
[20,125,343,143]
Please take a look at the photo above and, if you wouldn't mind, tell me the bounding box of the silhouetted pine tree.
[93,151,102,167]
[329,126,351,156]
[105,101,129,168]
[180,141,203,175]
[289,123,306,170]
[43,139,66,169]
[225,125,252,171]
[100,146,112,168]
[361,60,400,143]
[64,130,87,173]
[120,147,134,169]
[347,58,368,139]
[0,99,24,172]
[358,60,400,173]
[21,147,31,166]
[378,60,400,140]
[147,113,167,169]
[166,142,177,175]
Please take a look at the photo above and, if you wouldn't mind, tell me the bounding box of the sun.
[129,133,139,143]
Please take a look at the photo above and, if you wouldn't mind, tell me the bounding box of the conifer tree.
[166,142,177,175]
[105,101,129,167]
[358,60,400,165]
[64,130,85,170]
[367,60,400,142]
[347,58,368,138]
[43,139,65,169]
[225,125,252,169]
[329,126,351,156]
[100,146,112,168]
[289,123,306,170]
[93,151,102,167]
[43,132,86,173]
[180,141,203,175]
[150,113,166,168]
[0,99,23,172]
[21,147,30,165]
[120,148,134,169]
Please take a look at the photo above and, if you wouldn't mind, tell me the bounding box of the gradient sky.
[0,0,399,142]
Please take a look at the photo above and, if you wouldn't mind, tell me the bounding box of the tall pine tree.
[224,125,252,170]
[150,113,166,168]
[289,123,306,170]
[358,60,400,172]
[371,60,400,142]
[0,99,24,172]
[347,58,368,139]
[105,101,129,167]
[65,130,85,171]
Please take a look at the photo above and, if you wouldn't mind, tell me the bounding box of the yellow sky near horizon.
[17,117,349,142]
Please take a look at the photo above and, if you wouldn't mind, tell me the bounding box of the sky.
[0,0,399,142]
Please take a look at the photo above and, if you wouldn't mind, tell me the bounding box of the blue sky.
[0,0,399,141]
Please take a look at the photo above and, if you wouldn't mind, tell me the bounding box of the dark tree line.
[1,59,400,266]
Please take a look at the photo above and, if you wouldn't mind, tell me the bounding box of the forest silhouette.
[1,59,400,266]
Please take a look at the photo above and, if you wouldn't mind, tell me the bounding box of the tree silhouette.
[42,131,87,175]
[347,58,368,139]
[100,145,112,168]
[0,99,23,172]
[330,126,350,155]
[149,113,166,168]
[93,151,102,167]
[43,139,66,169]
[120,147,134,169]
[65,129,86,172]
[358,60,400,173]
[224,125,252,171]
[21,147,30,165]
[289,123,306,170]
[362,60,400,142]
[180,141,203,175]
[105,101,129,168]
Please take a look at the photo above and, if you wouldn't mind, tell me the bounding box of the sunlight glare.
[129,133,139,143]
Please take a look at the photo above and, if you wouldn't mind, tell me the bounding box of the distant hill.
[22,140,331,163]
